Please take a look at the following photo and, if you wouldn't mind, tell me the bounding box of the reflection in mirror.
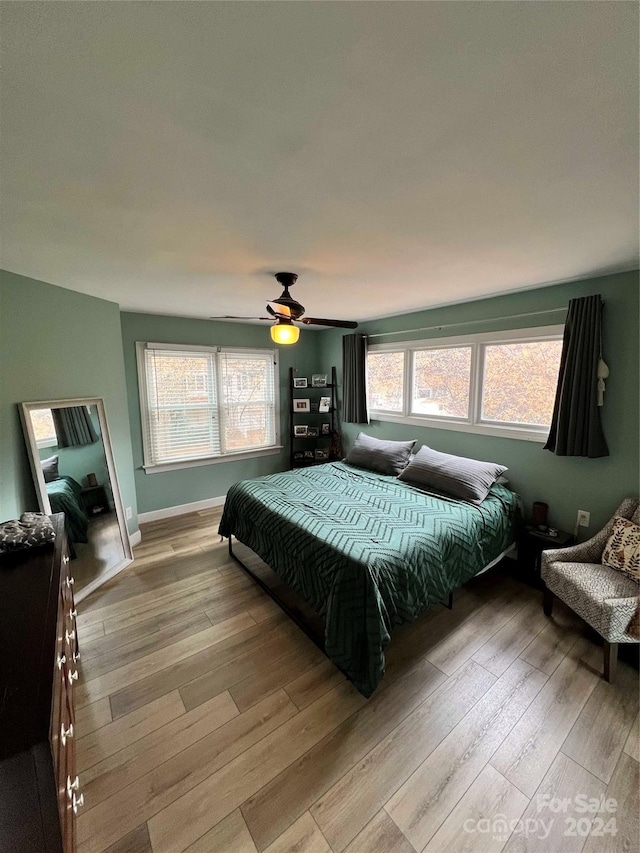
[22,398,132,600]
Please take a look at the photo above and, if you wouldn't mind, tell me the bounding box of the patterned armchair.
[541,497,639,683]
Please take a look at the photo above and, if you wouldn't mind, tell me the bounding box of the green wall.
[120,312,324,515]
[0,270,139,533]
[319,270,639,534]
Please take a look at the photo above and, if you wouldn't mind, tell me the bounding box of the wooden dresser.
[0,513,81,853]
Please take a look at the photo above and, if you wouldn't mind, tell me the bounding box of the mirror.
[21,397,133,601]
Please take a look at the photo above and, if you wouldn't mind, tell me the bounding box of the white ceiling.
[1,2,637,323]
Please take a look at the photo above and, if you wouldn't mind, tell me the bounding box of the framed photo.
[315,448,329,460]
[307,426,319,438]
[293,451,304,462]
[293,425,308,437]
[293,399,310,413]
[312,374,328,387]
[319,396,331,413]
[303,450,314,460]
[321,422,330,435]
[310,400,319,413]
[293,377,308,388]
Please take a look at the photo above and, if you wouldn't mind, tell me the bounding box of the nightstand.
[518,526,575,587]
[80,484,109,517]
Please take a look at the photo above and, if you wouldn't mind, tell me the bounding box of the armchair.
[541,497,639,682]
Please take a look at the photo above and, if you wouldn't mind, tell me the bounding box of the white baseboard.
[129,529,142,547]
[138,495,227,525]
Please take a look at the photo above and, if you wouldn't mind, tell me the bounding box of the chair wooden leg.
[543,585,553,617]
[603,641,618,683]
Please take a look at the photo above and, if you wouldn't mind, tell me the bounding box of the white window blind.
[138,343,279,468]
[219,350,276,453]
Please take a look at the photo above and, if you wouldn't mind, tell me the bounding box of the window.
[481,340,563,427]
[367,351,405,412]
[412,347,472,418]
[30,408,57,447]
[367,326,563,441]
[137,343,280,470]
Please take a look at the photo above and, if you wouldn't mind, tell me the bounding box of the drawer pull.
[66,775,79,796]
[63,554,70,565]
[65,629,76,644]
[68,669,79,685]
[69,608,77,619]
[61,723,74,744]
[66,576,75,587]
[72,650,81,663]
[57,654,66,669]
[72,792,84,814]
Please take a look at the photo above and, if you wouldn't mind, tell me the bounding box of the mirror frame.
[20,397,133,600]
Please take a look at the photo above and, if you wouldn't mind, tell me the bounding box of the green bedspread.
[46,475,89,544]
[219,461,519,697]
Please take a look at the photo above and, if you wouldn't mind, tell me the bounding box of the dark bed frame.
[227,536,454,659]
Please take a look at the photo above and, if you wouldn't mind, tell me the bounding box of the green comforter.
[46,476,89,543]
[219,462,519,696]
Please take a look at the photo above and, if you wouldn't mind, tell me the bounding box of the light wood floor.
[75,510,639,853]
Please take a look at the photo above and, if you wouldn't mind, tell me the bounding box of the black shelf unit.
[289,366,337,469]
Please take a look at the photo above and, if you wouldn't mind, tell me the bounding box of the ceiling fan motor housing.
[271,272,305,319]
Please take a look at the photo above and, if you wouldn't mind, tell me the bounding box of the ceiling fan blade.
[209,315,271,321]
[300,317,358,329]
[267,302,293,319]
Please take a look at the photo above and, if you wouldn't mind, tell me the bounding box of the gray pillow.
[346,432,416,476]
[41,454,60,483]
[399,446,507,505]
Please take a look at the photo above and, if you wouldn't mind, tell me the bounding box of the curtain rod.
[365,306,567,339]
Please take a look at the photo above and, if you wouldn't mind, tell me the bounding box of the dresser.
[0,513,81,853]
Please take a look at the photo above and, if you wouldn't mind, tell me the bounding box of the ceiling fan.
[210,272,358,344]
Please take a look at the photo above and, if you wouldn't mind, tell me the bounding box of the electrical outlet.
[576,510,590,528]
[126,506,133,520]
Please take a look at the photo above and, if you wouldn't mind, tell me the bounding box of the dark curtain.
[342,334,369,424]
[53,406,99,448]
[544,295,608,458]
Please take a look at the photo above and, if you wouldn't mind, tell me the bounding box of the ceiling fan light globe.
[270,322,300,345]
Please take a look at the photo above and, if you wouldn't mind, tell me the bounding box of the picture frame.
[311,374,328,388]
[293,377,308,388]
[307,426,319,438]
[315,448,329,460]
[303,450,314,460]
[293,451,304,462]
[293,425,308,437]
[319,396,331,413]
[321,422,330,435]
[310,400,319,413]
[294,399,310,413]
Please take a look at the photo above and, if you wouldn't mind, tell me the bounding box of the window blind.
[140,344,278,467]
[219,350,276,453]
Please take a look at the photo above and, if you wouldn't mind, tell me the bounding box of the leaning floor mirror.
[21,397,133,601]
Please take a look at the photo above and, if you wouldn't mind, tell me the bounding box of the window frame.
[136,342,282,473]
[367,325,564,442]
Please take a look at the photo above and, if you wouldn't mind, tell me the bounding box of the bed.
[46,475,89,544]
[218,461,520,697]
